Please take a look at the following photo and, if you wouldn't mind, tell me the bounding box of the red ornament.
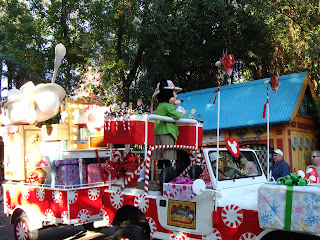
[306,167,318,183]
[220,53,236,76]
[293,168,318,183]
[270,75,279,92]
[293,169,306,178]
[225,137,240,158]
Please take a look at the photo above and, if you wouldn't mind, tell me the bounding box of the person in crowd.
[271,149,290,181]
[306,150,320,182]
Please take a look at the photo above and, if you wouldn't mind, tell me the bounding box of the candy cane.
[126,112,132,130]
[116,161,146,194]
[189,149,201,166]
[120,110,126,130]
[144,145,197,194]
[105,112,111,131]
[115,112,119,131]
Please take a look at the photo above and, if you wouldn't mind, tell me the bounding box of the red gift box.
[104,115,155,145]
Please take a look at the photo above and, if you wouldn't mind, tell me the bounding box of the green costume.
[154,102,182,140]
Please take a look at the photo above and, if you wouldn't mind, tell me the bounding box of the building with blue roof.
[179,72,319,175]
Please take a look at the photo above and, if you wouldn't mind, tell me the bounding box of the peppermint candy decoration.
[36,188,45,201]
[221,204,243,228]
[88,188,100,201]
[202,228,222,240]
[102,208,110,224]
[112,150,123,163]
[110,192,124,209]
[68,190,78,204]
[21,187,30,200]
[52,190,62,203]
[147,217,157,236]
[44,209,55,222]
[61,211,69,224]
[134,194,149,213]
[77,209,91,224]
[170,231,187,240]
[239,232,257,240]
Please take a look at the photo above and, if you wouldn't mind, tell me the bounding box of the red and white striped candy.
[293,169,306,178]
[306,167,318,183]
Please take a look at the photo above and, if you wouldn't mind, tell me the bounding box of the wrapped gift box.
[163,183,196,200]
[53,159,87,187]
[104,115,203,146]
[177,124,203,147]
[258,183,320,234]
[87,163,109,183]
[104,115,155,145]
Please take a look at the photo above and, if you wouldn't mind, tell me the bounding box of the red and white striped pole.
[263,80,270,181]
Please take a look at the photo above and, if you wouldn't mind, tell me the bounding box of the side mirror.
[192,179,206,195]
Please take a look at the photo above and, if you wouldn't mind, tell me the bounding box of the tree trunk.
[0,61,2,99]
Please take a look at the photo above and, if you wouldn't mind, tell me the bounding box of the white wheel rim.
[16,220,28,240]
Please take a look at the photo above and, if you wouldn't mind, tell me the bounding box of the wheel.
[112,225,149,240]
[83,222,103,232]
[14,213,38,240]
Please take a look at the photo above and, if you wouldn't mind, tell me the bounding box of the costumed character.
[0,44,66,126]
[0,81,65,126]
[151,79,186,178]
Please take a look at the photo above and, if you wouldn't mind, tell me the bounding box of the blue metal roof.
[179,72,308,131]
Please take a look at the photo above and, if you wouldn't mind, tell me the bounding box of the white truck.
[101,115,320,240]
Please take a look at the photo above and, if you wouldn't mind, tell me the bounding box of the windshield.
[208,150,262,180]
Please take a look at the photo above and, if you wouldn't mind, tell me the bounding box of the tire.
[112,225,149,240]
[14,213,39,240]
[120,219,150,238]
[83,222,103,232]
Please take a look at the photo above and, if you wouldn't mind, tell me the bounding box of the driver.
[240,157,258,175]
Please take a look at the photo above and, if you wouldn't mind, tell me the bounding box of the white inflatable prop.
[0,44,66,126]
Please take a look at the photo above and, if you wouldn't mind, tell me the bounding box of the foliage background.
[1,0,320,110]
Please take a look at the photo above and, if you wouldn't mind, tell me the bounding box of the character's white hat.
[150,80,182,113]
[152,80,182,97]
[274,149,283,157]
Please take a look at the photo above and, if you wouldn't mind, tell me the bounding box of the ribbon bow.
[277,173,309,186]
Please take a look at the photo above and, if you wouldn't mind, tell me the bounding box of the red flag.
[220,53,236,76]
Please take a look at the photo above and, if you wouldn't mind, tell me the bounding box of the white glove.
[176,106,186,114]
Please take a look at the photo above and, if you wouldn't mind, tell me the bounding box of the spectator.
[306,150,320,182]
[271,149,290,181]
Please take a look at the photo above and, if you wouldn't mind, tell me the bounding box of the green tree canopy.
[0,0,319,107]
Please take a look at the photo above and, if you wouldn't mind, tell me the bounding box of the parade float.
[2,48,320,240]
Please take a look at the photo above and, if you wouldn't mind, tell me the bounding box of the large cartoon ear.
[159,79,168,91]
